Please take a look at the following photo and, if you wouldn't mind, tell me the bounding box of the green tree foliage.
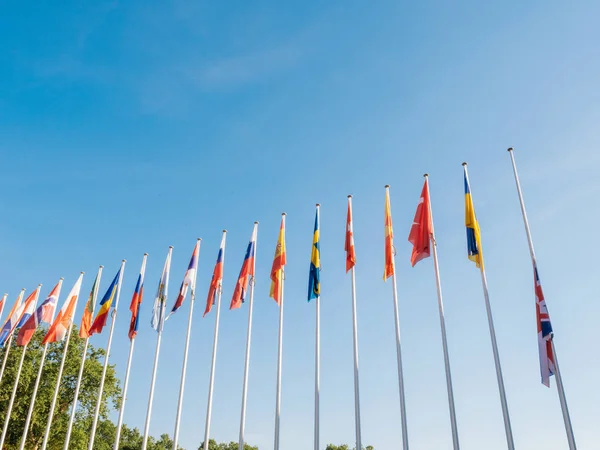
[326,445,374,450]
[198,440,258,450]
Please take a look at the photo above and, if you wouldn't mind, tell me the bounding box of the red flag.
[408,178,433,266]
[205,232,226,317]
[345,196,356,272]
[269,214,287,305]
[384,186,395,279]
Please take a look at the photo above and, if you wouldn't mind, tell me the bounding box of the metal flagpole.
[20,278,64,450]
[143,246,172,450]
[0,288,26,386]
[426,174,460,450]
[114,253,148,450]
[203,231,227,450]
[508,148,576,449]
[88,260,126,450]
[314,291,320,450]
[239,222,258,450]
[173,239,202,450]
[274,265,285,450]
[0,285,42,448]
[64,266,104,450]
[462,163,514,449]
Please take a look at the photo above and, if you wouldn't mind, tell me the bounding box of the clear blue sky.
[1,1,599,449]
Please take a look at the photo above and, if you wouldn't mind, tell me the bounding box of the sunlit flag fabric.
[230,224,257,310]
[205,233,226,317]
[0,294,7,322]
[129,264,145,340]
[269,216,287,305]
[15,287,41,330]
[464,169,484,269]
[534,265,555,387]
[308,207,321,301]
[345,197,356,272]
[89,268,122,336]
[384,187,395,280]
[408,179,433,266]
[151,249,172,332]
[0,291,25,346]
[18,281,62,346]
[42,274,84,345]
[171,240,200,316]
[80,273,101,339]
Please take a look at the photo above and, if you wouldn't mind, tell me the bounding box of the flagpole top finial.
[197,238,202,241]
[316,203,320,207]
[222,229,227,233]
[254,221,259,225]
[507,147,514,152]
[122,259,127,263]
[169,246,174,249]
[347,194,352,198]
[80,271,85,275]
[99,265,104,268]
[38,283,42,287]
[462,162,468,167]
[423,173,429,178]
[282,212,286,216]
[385,184,390,188]
[144,252,149,256]
[60,277,64,280]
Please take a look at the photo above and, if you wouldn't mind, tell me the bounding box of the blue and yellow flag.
[464,165,483,269]
[308,205,321,301]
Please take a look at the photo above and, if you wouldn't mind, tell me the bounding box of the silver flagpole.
[88,260,127,450]
[143,246,173,450]
[0,285,42,448]
[239,222,258,450]
[314,206,321,450]
[172,239,202,450]
[508,148,576,449]
[0,289,26,386]
[114,253,148,450]
[274,214,286,450]
[20,279,64,450]
[386,186,409,450]
[426,175,460,450]
[203,231,227,450]
[462,163,514,449]
[64,266,104,450]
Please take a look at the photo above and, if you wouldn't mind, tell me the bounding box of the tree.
[326,445,374,450]
[198,440,259,450]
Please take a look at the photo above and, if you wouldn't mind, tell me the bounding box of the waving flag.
[129,255,147,340]
[384,186,395,280]
[42,274,84,345]
[205,232,226,317]
[0,294,7,322]
[308,205,321,301]
[270,215,287,305]
[0,290,25,347]
[80,271,102,339]
[464,167,484,269]
[345,197,356,272]
[89,268,123,336]
[151,248,172,332]
[18,281,62,346]
[230,223,258,310]
[16,286,41,329]
[408,178,433,266]
[170,240,200,316]
[534,265,555,387]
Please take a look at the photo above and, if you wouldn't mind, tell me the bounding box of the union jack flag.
[535,264,555,387]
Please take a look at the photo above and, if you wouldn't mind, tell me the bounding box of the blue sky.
[1,1,599,449]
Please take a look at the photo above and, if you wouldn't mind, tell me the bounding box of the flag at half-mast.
[0,294,7,322]
[345,197,356,272]
[205,232,226,317]
[384,186,395,280]
[89,267,123,336]
[408,178,433,266]
[170,240,200,316]
[308,206,321,301]
[129,257,147,340]
[270,215,287,305]
[534,265,555,387]
[18,280,62,346]
[230,223,258,310]
[464,167,484,269]
[43,274,84,345]
[80,271,101,339]
[0,290,25,346]
[151,248,172,332]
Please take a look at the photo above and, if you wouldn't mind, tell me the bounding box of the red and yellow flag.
[269,214,287,305]
[345,196,356,272]
[384,186,395,279]
[79,270,101,339]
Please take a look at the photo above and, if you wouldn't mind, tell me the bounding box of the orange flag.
[269,214,287,305]
[384,185,395,279]
[345,196,356,272]
[408,177,433,266]
[43,274,84,345]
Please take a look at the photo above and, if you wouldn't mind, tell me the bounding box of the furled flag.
[151,248,172,332]
[170,240,200,316]
[308,206,321,301]
[345,197,356,272]
[384,186,395,280]
[15,286,41,329]
[0,290,26,347]
[89,267,123,336]
[80,271,102,339]
[205,232,226,317]
[230,223,258,310]
[42,274,84,345]
[18,280,63,346]
[464,167,484,269]
[0,294,7,322]
[408,178,433,266]
[534,265,555,387]
[129,256,147,340]
[270,215,287,305]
